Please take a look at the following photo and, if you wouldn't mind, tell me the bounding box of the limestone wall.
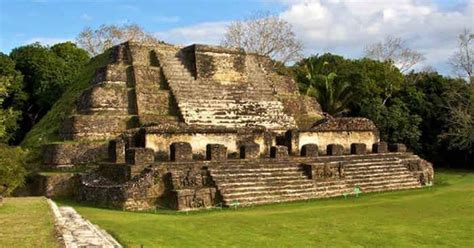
[145,130,272,159]
[299,130,379,154]
[193,45,248,83]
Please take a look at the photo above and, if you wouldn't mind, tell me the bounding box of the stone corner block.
[170,142,193,161]
[108,139,126,163]
[125,147,154,165]
[327,144,344,156]
[372,142,388,153]
[301,144,318,157]
[240,143,260,159]
[389,143,407,152]
[350,143,367,155]
[206,144,227,161]
[270,145,289,159]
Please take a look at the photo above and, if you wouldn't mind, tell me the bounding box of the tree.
[299,57,353,116]
[76,23,159,56]
[9,42,89,142]
[440,85,474,163]
[449,29,473,83]
[222,12,303,64]
[293,54,421,150]
[0,145,27,201]
[0,53,26,144]
[364,35,424,73]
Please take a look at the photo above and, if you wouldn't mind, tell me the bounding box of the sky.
[0,0,472,75]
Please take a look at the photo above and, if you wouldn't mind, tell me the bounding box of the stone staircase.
[155,50,296,129]
[209,155,422,207]
[210,161,315,206]
[343,157,421,193]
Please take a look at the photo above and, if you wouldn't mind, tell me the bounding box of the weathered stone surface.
[43,143,107,168]
[77,84,129,114]
[47,199,122,248]
[270,145,289,159]
[351,143,367,155]
[206,144,227,161]
[327,144,344,156]
[301,144,318,157]
[34,173,79,198]
[285,129,299,156]
[174,188,217,210]
[389,143,407,152]
[60,115,134,141]
[92,64,129,84]
[372,142,388,153]
[240,143,260,159]
[125,148,154,165]
[170,142,192,161]
[405,157,434,185]
[108,139,126,163]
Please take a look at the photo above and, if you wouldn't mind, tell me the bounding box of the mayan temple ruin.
[42,41,434,211]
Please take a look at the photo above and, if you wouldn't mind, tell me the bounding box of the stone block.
[285,129,299,156]
[270,146,289,159]
[327,144,344,156]
[76,84,128,114]
[43,143,107,168]
[240,143,260,159]
[108,139,126,163]
[125,148,154,165]
[389,143,407,152]
[351,143,367,155]
[301,144,318,157]
[372,142,388,153]
[170,142,192,161]
[206,144,227,161]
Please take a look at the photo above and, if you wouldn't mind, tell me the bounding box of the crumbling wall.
[145,128,273,159]
[299,130,379,154]
[194,45,248,83]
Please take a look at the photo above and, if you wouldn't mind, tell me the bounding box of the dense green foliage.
[7,42,89,144]
[0,53,27,143]
[293,54,473,167]
[59,170,474,248]
[21,50,110,152]
[0,197,57,246]
[0,145,26,196]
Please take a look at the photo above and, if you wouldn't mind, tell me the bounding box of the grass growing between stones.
[0,197,57,247]
[62,170,474,248]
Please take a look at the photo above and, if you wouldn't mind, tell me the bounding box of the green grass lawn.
[0,197,58,247]
[61,170,474,248]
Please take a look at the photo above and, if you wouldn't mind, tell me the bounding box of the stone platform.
[78,147,433,211]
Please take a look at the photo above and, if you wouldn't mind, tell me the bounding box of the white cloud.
[81,13,92,22]
[24,37,72,46]
[152,15,180,23]
[124,0,472,74]
[279,0,474,73]
[155,21,229,46]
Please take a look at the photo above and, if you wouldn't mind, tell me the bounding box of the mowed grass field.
[0,197,57,247]
[60,170,474,248]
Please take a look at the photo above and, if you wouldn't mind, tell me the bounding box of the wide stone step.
[216,178,312,187]
[345,168,410,177]
[213,167,305,174]
[345,160,402,167]
[356,182,421,192]
[345,170,413,180]
[223,191,317,206]
[212,174,308,182]
[347,178,420,189]
[344,163,406,173]
[221,183,314,195]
